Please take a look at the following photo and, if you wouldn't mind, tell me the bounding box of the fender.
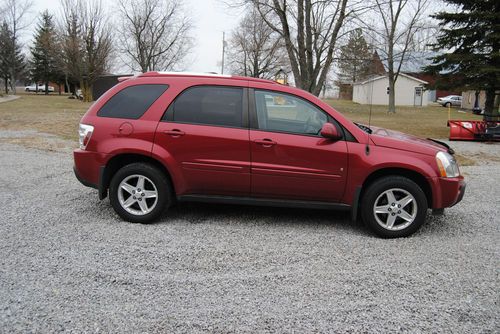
[343,141,437,205]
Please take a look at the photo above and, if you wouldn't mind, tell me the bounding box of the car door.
[153,85,251,197]
[249,89,348,202]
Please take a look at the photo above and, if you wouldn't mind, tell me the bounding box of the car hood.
[368,126,448,156]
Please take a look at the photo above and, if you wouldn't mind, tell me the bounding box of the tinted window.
[167,86,243,127]
[254,90,328,135]
[97,84,168,119]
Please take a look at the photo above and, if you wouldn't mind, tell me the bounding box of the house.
[379,51,461,102]
[353,73,429,106]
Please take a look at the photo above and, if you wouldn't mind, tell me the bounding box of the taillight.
[78,124,94,150]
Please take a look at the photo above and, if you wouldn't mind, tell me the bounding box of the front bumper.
[431,176,466,209]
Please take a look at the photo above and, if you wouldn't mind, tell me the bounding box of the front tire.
[109,163,172,223]
[444,102,451,107]
[361,176,428,238]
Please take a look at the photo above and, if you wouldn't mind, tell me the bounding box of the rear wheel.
[109,163,172,223]
[361,176,428,238]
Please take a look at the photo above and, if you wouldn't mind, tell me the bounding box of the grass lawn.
[0,93,91,141]
[325,99,483,139]
[0,93,483,143]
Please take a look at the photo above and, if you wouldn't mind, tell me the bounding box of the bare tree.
[368,0,431,113]
[60,0,113,101]
[2,0,33,93]
[58,3,81,95]
[228,8,286,78]
[117,0,192,72]
[243,0,352,96]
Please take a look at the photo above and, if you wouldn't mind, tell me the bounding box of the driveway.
[0,134,498,333]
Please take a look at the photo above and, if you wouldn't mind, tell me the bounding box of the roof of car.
[138,71,278,85]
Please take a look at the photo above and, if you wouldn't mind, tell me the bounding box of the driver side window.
[254,90,328,135]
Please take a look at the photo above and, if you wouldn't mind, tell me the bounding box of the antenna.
[366,34,377,156]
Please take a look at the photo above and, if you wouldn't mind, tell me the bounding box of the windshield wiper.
[354,122,372,134]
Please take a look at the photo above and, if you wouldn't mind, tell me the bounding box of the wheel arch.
[100,153,174,200]
[362,167,432,204]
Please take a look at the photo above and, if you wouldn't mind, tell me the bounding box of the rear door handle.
[164,129,185,137]
[254,138,276,147]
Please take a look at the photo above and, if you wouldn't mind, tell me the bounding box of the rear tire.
[109,163,172,223]
[361,176,428,238]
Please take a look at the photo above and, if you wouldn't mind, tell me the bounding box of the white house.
[352,73,429,106]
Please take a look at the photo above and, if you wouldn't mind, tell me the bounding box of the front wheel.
[109,163,172,223]
[444,102,451,107]
[361,176,428,238]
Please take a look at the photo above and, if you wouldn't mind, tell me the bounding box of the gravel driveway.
[0,136,498,333]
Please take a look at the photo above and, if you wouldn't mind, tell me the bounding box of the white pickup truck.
[25,84,55,93]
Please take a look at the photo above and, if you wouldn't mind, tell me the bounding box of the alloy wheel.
[118,174,158,216]
[373,188,418,231]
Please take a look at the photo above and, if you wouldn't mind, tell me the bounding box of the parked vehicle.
[437,95,462,107]
[76,89,83,100]
[74,72,465,238]
[25,84,55,93]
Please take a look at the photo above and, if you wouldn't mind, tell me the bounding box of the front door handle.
[164,129,185,137]
[254,138,276,147]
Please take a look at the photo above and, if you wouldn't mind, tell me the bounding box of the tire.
[361,176,428,238]
[444,102,451,107]
[109,163,172,223]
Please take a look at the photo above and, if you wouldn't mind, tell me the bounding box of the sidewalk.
[0,95,20,103]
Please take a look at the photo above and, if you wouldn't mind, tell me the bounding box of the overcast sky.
[25,0,244,74]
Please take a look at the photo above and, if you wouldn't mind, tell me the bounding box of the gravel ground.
[0,136,499,333]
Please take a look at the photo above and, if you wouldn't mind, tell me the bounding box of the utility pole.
[221,31,225,74]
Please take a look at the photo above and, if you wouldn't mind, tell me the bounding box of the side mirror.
[320,123,342,140]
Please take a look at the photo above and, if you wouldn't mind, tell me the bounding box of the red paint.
[74,72,465,213]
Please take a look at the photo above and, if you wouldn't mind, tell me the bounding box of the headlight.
[78,124,94,150]
[436,151,460,177]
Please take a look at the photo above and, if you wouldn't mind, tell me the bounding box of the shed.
[353,73,429,106]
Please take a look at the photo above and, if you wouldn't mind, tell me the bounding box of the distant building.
[379,51,461,102]
[92,74,133,100]
[461,90,486,110]
[353,73,429,106]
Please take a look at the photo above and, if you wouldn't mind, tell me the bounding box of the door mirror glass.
[320,123,341,140]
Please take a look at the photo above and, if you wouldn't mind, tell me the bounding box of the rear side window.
[164,86,243,127]
[97,84,168,119]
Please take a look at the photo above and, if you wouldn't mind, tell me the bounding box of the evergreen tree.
[30,11,60,95]
[426,0,499,118]
[0,22,25,94]
[337,28,372,84]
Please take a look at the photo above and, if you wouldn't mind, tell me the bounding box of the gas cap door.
[118,122,134,136]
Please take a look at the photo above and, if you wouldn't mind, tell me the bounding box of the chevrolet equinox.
[74,72,465,238]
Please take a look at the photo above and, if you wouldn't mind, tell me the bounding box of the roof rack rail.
[138,71,278,84]
[139,71,231,78]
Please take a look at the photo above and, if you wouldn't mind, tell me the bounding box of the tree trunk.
[4,78,8,94]
[388,74,396,113]
[45,80,49,95]
[81,80,93,102]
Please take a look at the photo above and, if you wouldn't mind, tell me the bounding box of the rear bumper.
[73,149,109,199]
[73,166,97,189]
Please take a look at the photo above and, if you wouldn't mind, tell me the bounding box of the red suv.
[74,72,465,238]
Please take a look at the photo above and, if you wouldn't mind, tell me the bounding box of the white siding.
[353,75,428,106]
